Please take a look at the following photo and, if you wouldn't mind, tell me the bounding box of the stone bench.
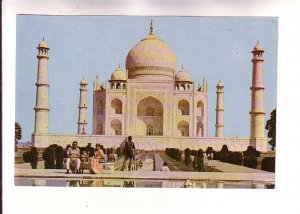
[63,158,115,174]
[102,162,115,174]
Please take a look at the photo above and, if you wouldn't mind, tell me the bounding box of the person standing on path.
[122,136,135,171]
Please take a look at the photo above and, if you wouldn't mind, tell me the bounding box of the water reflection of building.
[66,179,104,187]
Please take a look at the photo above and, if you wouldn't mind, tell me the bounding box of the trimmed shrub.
[218,145,231,163]
[243,146,260,157]
[191,150,198,156]
[184,148,192,166]
[243,155,258,169]
[213,151,221,160]
[29,147,39,169]
[23,147,39,169]
[23,151,31,163]
[229,152,243,165]
[198,149,204,158]
[197,150,204,171]
[176,149,182,162]
[55,145,64,169]
[192,156,198,170]
[42,146,56,169]
[219,151,231,163]
[261,157,275,172]
[221,144,229,152]
[197,157,204,172]
[165,148,181,162]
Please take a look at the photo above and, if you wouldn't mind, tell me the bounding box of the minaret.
[215,81,224,138]
[34,38,50,134]
[249,42,266,151]
[78,78,87,134]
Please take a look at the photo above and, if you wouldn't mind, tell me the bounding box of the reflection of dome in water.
[125,21,176,80]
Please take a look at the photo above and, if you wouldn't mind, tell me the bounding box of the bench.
[63,158,115,174]
[102,162,115,174]
[63,157,90,173]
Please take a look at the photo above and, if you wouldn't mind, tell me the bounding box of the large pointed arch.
[137,96,163,136]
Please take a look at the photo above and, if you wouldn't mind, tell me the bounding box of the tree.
[265,108,276,151]
[15,122,22,151]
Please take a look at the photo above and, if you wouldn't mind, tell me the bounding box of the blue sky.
[16,16,277,142]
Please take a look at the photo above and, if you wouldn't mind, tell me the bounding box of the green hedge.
[23,147,38,169]
[243,155,258,169]
[261,157,275,172]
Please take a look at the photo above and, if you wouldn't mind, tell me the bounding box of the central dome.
[126,22,176,80]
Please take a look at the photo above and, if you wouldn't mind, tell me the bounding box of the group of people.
[65,136,136,174]
[65,136,171,174]
[65,141,109,174]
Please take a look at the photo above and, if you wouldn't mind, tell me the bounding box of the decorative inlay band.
[249,111,265,115]
[36,83,49,87]
[37,55,49,59]
[250,86,264,90]
[34,107,49,111]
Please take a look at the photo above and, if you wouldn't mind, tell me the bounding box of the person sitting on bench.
[89,143,105,174]
[66,141,81,174]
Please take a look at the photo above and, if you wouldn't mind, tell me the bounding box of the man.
[122,136,135,171]
[66,141,81,174]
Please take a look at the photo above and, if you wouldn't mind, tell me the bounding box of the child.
[161,162,170,172]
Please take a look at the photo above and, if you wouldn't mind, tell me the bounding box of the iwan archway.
[137,96,163,136]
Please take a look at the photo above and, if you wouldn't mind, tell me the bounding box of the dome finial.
[43,37,44,41]
[150,19,154,34]
[181,64,184,70]
[118,63,121,69]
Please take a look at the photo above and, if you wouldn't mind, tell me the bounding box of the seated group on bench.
[66,141,108,174]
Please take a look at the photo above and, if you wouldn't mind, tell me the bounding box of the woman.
[89,143,105,174]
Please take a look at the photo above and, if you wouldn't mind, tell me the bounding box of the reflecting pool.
[15,177,274,188]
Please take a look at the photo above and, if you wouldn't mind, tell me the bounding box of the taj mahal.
[32,21,267,152]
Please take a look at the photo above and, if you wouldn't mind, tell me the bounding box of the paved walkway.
[15,161,274,184]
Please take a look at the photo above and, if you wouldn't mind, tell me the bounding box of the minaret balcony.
[36,54,49,59]
[35,83,49,87]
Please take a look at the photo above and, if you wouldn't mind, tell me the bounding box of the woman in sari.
[89,143,105,174]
